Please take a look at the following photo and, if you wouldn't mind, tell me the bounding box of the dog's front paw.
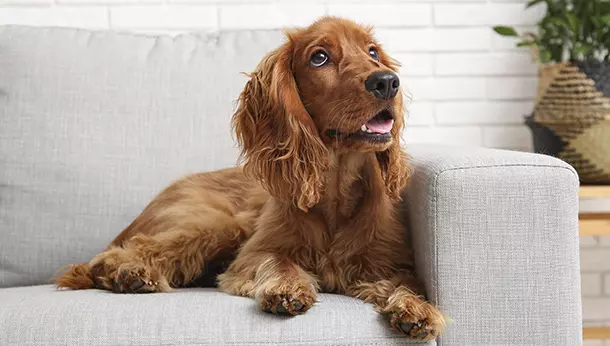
[112,263,170,294]
[380,290,445,340]
[256,281,317,316]
[391,305,444,341]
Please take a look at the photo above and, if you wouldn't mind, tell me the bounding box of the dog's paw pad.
[399,322,415,333]
[113,266,160,294]
[127,277,145,292]
[391,311,442,341]
[384,297,444,340]
[262,294,311,316]
[399,321,435,339]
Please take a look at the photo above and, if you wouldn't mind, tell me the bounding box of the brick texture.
[219,5,325,29]
[0,0,52,4]
[59,0,161,4]
[435,101,534,125]
[376,28,491,52]
[583,298,610,321]
[2,0,610,327]
[482,125,532,150]
[327,4,432,27]
[582,273,602,297]
[0,7,108,28]
[435,53,536,76]
[434,3,545,26]
[582,249,610,271]
[110,6,217,29]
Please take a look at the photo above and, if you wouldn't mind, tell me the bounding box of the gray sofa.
[0,25,582,346]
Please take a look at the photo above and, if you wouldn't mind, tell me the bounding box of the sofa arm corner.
[403,144,581,346]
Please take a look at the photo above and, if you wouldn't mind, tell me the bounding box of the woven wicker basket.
[528,61,610,183]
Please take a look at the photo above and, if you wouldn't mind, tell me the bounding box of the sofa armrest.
[403,144,582,346]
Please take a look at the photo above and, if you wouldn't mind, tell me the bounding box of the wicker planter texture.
[526,60,610,184]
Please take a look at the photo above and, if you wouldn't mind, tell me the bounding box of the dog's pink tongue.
[366,118,393,134]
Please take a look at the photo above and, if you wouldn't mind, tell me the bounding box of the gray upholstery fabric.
[0,25,283,287]
[405,145,582,346]
[0,285,430,346]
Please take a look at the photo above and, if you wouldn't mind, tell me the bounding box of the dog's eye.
[369,48,380,61]
[310,51,329,67]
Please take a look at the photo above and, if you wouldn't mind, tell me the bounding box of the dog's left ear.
[376,50,412,201]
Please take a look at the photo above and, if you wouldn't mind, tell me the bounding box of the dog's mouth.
[327,110,394,143]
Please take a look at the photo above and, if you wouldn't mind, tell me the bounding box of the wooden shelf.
[579,185,610,236]
[583,326,610,340]
[580,188,610,340]
[579,214,610,236]
[580,185,610,198]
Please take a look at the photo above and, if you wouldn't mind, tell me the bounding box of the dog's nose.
[365,72,400,100]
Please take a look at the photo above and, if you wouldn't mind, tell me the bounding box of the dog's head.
[232,16,410,211]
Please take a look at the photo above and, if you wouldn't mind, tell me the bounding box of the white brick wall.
[1,0,609,331]
[581,236,610,329]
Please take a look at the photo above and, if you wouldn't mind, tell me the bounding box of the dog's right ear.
[231,35,329,212]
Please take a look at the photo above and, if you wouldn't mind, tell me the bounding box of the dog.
[56,16,446,340]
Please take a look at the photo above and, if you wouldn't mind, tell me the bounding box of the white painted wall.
[1,0,608,337]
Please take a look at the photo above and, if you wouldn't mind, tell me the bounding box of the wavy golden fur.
[55,17,445,340]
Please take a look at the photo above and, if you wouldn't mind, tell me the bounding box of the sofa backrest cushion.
[0,25,283,287]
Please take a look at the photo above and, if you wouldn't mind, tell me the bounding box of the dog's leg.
[87,224,246,294]
[88,245,170,293]
[346,270,445,340]
[55,170,263,293]
[218,252,318,315]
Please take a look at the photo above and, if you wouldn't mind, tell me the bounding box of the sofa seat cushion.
[0,285,431,346]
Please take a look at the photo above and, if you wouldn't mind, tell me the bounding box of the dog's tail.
[55,263,95,290]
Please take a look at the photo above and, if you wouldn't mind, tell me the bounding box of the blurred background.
[0,0,608,342]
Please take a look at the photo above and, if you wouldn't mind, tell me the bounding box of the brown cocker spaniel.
[56,16,446,340]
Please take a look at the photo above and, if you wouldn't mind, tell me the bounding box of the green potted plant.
[493,0,610,183]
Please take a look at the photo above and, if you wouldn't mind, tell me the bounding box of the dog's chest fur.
[297,152,404,292]
[317,152,369,228]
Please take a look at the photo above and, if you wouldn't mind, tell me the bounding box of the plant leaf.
[493,26,518,37]
[573,44,593,58]
[539,49,552,64]
[566,13,580,33]
[548,45,564,63]
[601,2,610,16]
[526,0,544,8]
[545,17,571,30]
[502,0,610,63]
